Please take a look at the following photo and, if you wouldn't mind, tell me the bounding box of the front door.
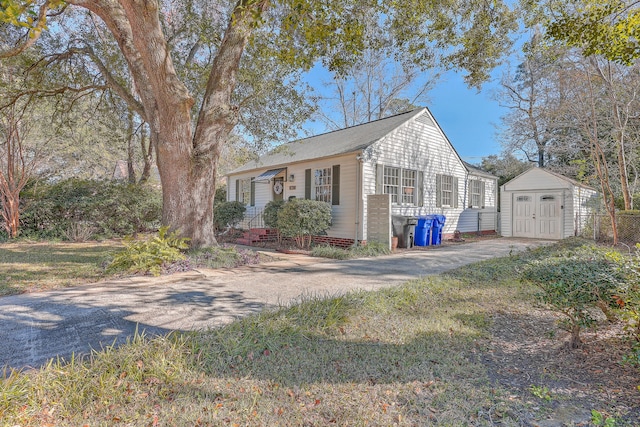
[272,177,284,202]
[512,192,562,239]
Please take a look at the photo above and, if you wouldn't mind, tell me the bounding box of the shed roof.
[502,167,596,192]
[229,108,426,174]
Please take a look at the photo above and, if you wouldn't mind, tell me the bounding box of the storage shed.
[500,168,598,239]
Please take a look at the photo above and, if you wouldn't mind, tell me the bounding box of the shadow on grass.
[0,243,119,296]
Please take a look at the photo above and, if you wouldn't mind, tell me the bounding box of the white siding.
[573,186,598,237]
[500,189,512,237]
[561,190,573,239]
[458,174,498,233]
[361,110,467,238]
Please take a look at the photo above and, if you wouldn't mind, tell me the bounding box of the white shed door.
[513,192,562,239]
[513,194,536,238]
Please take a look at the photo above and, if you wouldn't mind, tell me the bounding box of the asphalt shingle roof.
[230,108,426,174]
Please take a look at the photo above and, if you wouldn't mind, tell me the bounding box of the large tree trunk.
[73,0,264,247]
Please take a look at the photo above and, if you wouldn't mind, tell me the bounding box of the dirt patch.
[480,307,640,425]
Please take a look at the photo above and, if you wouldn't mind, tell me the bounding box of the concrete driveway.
[0,238,549,370]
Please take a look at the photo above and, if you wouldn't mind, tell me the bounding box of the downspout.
[495,177,499,233]
[355,154,363,246]
[464,168,469,233]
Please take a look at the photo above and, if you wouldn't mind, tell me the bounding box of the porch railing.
[238,207,264,229]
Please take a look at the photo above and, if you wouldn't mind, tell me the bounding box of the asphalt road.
[0,238,550,371]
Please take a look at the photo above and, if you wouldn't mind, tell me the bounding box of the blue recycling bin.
[431,215,446,245]
[415,216,435,246]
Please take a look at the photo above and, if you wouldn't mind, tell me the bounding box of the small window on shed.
[541,195,555,201]
[516,196,531,202]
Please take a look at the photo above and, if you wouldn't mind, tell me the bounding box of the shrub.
[107,226,190,276]
[608,244,640,364]
[19,179,161,240]
[262,200,285,229]
[214,186,227,205]
[213,201,246,231]
[276,199,332,249]
[521,247,623,348]
[97,183,162,237]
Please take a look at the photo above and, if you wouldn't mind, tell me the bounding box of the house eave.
[226,150,364,177]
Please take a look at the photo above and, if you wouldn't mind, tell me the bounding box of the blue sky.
[428,71,505,165]
[302,66,510,167]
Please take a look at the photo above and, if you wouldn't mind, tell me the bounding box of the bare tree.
[564,56,621,244]
[497,31,567,167]
[589,57,640,209]
[319,47,436,129]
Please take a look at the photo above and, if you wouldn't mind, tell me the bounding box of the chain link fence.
[575,213,640,245]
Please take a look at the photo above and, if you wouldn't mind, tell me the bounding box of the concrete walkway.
[0,238,550,370]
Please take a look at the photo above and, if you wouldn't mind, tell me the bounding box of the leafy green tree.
[1,0,517,247]
[545,0,640,65]
[478,153,530,187]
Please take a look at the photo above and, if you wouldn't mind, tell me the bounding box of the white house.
[227,108,498,247]
[500,168,598,240]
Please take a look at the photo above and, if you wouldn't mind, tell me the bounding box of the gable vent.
[416,114,435,127]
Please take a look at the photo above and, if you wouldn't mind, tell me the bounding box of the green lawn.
[0,241,122,295]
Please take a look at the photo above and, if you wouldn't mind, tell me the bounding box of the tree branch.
[0,2,51,59]
[70,46,146,118]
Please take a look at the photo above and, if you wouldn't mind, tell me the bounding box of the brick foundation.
[311,235,366,249]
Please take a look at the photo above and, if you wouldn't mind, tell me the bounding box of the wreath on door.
[273,181,283,195]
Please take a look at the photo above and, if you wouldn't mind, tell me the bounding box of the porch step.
[235,228,278,246]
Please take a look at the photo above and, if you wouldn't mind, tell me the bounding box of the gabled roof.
[229,108,426,174]
[502,167,596,191]
[463,161,497,180]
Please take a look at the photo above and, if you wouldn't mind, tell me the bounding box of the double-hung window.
[241,178,251,204]
[401,169,417,205]
[235,177,254,206]
[469,180,485,208]
[441,175,453,206]
[436,174,458,208]
[378,165,421,206]
[383,166,400,203]
[305,165,340,205]
[314,167,332,203]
